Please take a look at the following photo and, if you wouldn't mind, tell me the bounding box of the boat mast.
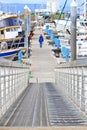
[84,0,87,19]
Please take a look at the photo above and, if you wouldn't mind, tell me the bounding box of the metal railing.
[0,58,30,119]
[55,59,87,114]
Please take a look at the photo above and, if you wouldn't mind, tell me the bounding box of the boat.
[0,12,26,59]
[44,16,87,61]
[0,48,20,59]
[41,0,87,63]
[0,12,25,48]
[0,12,23,41]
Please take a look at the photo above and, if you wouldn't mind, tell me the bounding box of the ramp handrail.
[0,58,30,119]
[55,59,87,115]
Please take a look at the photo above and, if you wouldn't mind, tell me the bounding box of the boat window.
[10,28,14,31]
[14,20,17,22]
[1,30,4,34]
[6,29,10,32]
[14,28,17,31]
[80,22,85,26]
[82,23,84,26]
[16,28,18,31]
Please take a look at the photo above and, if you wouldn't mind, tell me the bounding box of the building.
[47,0,58,13]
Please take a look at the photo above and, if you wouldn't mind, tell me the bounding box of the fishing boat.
[0,12,23,41]
[0,12,25,59]
[0,12,25,48]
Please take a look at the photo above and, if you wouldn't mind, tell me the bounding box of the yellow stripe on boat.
[0,26,21,31]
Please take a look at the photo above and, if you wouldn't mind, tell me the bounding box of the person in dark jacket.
[38,34,44,48]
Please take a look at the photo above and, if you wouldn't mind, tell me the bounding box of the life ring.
[0,42,8,50]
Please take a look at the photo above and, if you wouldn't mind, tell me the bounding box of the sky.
[0,0,84,4]
[0,0,85,12]
[0,0,85,14]
[0,0,46,4]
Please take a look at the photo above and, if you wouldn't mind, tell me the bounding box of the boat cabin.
[0,14,22,41]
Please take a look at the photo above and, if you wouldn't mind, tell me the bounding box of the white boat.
[0,12,23,41]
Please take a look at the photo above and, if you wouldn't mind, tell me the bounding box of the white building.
[47,0,58,13]
[84,0,87,19]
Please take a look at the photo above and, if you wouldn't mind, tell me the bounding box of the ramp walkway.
[29,27,57,83]
[0,27,87,127]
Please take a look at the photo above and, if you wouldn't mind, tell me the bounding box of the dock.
[29,27,57,83]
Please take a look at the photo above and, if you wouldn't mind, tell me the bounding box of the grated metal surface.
[0,83,48,126]
[0,83,87,127]
[45,83,87,126]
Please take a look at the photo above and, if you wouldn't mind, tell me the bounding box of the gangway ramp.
[0,83,87,126]
[0,27,87,127]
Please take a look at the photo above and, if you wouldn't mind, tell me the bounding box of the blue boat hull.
[0,49,20,58]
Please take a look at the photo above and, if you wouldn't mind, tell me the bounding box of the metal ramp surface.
[0,83,87,126]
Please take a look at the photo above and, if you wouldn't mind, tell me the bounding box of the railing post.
[77,67,79,106]
[71,68,73,99]
[0,71,2,118]
[81,67,85,111]
[81,67,87,113]
[70,68,72,98]
[68,68,71,97]
[67,68,69,95]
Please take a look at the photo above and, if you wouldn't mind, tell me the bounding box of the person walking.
[38,34,44,48]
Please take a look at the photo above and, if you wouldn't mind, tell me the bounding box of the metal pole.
[28,8,31,33]
[70,0,77,61]
[24,5,29,58]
